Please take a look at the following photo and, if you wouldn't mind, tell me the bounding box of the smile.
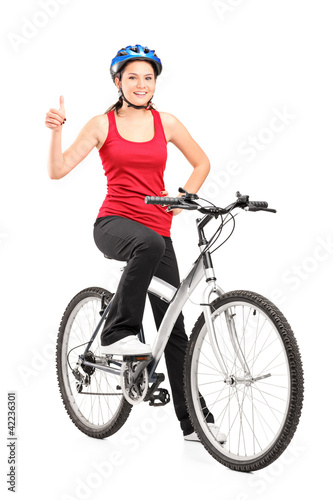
[134,92,147,96]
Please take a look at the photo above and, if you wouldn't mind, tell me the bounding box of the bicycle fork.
[202,285,252,379]
[200,253,251,381]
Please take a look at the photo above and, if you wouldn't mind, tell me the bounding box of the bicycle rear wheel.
[56,287,132,438]
[184,290,304,472]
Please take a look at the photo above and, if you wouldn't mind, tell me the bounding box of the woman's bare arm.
[160,112,210,214]
[45,96,106,179]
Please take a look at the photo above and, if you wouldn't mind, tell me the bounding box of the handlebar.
[248,201,268,209]
[145,196,188,206]
[144,189,277,215]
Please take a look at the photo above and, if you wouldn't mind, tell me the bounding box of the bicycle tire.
[56,287,132,438]
[184,290,304,472]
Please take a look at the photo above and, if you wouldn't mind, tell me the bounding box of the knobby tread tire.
[184,290,304,472]
[56,287,132,439]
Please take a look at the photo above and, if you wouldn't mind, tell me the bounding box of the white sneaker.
[101,336,152,356]
[184,424,227,443]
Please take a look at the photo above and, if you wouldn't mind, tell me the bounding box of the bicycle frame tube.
[148,253,228,380]
[82,214,231,380]
[148,258,205,378]
[82,300,113,358]
[147,214,229,379]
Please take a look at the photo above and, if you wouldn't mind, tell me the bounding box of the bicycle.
[56,189,304,472]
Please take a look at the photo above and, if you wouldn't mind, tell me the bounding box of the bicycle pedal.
[123,355,152,363]
[148,388,170,407]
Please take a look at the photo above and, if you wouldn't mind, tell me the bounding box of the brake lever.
[245,207,277,213]
[178,187,199,200]
[165,204,198,212]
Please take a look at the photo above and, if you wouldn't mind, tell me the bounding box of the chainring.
[120,361,149,405]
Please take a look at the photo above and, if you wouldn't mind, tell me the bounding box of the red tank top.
[97,109,173,237]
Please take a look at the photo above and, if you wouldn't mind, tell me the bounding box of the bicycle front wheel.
[184,290,304,472]
[56,287,132,438]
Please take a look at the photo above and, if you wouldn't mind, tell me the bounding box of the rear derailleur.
[72,351,96,393]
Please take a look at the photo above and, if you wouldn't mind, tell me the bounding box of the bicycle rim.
[57,288,131,436]
[186,291,303,470]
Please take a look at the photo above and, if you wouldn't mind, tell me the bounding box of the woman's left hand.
[160,191,183,216]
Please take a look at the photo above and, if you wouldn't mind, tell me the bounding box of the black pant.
[93,215,194,435]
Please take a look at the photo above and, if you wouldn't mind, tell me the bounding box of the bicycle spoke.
[189,297,295,465]
[59,293,127,432]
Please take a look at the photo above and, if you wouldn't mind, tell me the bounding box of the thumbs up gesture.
[45,96,66,130]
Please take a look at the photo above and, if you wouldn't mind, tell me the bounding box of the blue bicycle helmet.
[110,44,162,81]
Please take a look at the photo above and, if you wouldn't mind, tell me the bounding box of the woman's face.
[115,60,156,107]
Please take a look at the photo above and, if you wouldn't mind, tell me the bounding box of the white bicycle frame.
[81,214,244,383]
[146,253,226,380]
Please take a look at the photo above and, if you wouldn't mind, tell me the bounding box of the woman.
[45,44,215,440]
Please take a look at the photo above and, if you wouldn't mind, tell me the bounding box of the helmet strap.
[118,86,153,110]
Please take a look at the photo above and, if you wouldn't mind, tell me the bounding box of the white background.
[1,0,332,498]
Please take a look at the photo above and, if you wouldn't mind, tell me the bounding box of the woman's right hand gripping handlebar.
[45,95,66,130]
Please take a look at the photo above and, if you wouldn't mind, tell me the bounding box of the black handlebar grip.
[145,196,182,205]
[249,201,268,209]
